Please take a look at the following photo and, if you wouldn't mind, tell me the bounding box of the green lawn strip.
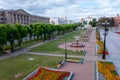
[30,30,85,55]
[0,54,81,80]
[21,39,42,48]
[3,39,41,53]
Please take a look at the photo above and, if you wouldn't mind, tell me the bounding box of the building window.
[1,18,3,21]
[1,14,3,16]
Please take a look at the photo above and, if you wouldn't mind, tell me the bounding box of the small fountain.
[70,37,85,47]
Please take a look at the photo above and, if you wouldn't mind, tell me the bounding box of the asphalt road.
[100,28,120,76]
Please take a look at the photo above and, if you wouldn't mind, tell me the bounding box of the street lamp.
[102,20,109,59]
[64,30,67,60]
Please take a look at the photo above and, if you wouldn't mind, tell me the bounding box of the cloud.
[0,0,120,22]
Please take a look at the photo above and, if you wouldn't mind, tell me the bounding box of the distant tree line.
[0,23,79,54]
[98,17,114,27]
[89,18,97,27]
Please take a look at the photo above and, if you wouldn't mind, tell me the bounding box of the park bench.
[67,59,79,63]
[57,60,65,68]
[4,50,11,54]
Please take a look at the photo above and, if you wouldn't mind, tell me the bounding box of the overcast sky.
[0,0,120,22]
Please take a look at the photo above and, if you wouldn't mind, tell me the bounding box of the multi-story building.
[80,17,93,27]
[30,14,50,24]
[0,9,50,25]
[50,16,72,25]
[114,14,120,27]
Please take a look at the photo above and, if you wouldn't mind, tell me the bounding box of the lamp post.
[102,20,109,59]
[65,30,67,60]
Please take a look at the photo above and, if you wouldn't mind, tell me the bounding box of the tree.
[28,25,33,40]
[14,23,28,48]
[98,17,114,27]
[30,24,37,40]
[89,18,97,27]
[35,23,43,41]
[0,24,7,53]
[6,24,16,52]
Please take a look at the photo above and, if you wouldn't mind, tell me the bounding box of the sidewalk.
[59,61,95,80]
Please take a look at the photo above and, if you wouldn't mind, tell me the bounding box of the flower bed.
[115,32,120,34]
[96,40,104,54]
[96,40,109,55]
[23,67,73,80]
[96,31,100,40]
[98,61,120,80]
[96,31,104,54]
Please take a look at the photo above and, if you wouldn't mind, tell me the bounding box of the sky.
[0,0,120,22]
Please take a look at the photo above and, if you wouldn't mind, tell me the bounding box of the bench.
[4,50,11,54]
[67,59,79,63]
[57,60,65,68]
[80,59,84,64]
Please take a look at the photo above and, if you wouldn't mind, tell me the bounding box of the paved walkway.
[59,61,95,80]
[58,28,98,80]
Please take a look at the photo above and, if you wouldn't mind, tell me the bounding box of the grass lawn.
[0,54,81,80]
[30,30,85,55]
[2,39,41,55]
[22,39,42,48]
[0,54,65,80]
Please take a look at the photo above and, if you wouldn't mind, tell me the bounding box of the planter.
[23,67,73,80]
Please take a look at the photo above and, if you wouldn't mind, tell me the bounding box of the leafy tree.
[14,23,28,48]
[0,24,7,53]
[42,23,48,41]
[35,23,43,41]
[30,24,37,40]
[6,24,16,52]
[89,18,97,27]
[98,17,114,27]
[28,25,33,40]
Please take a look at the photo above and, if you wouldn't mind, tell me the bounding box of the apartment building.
[0,9,50,25]
[114,14,120,27]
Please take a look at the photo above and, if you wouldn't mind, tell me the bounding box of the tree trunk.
[18,39,21,48]
[37,35,39,42]
[0,45,3,53]
[34,34,35,40]
[40,35,43,40]
[29,34,32,40]
[43,33,46,41]
[10,40,14,52]
[5,42,8,47]
[63,30,65,35]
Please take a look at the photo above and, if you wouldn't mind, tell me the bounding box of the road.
[100,28,120,76]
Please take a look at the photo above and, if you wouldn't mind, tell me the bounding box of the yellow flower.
[98,61,120,80]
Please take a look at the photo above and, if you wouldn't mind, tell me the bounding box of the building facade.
[114,14,120,27]
[0,9,50,25]
[30,14,49,24]
[50,16,73,25]
[80,17,93,27]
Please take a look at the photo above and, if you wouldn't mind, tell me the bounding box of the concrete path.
[59,61,95,80]
[58,28,98,80]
